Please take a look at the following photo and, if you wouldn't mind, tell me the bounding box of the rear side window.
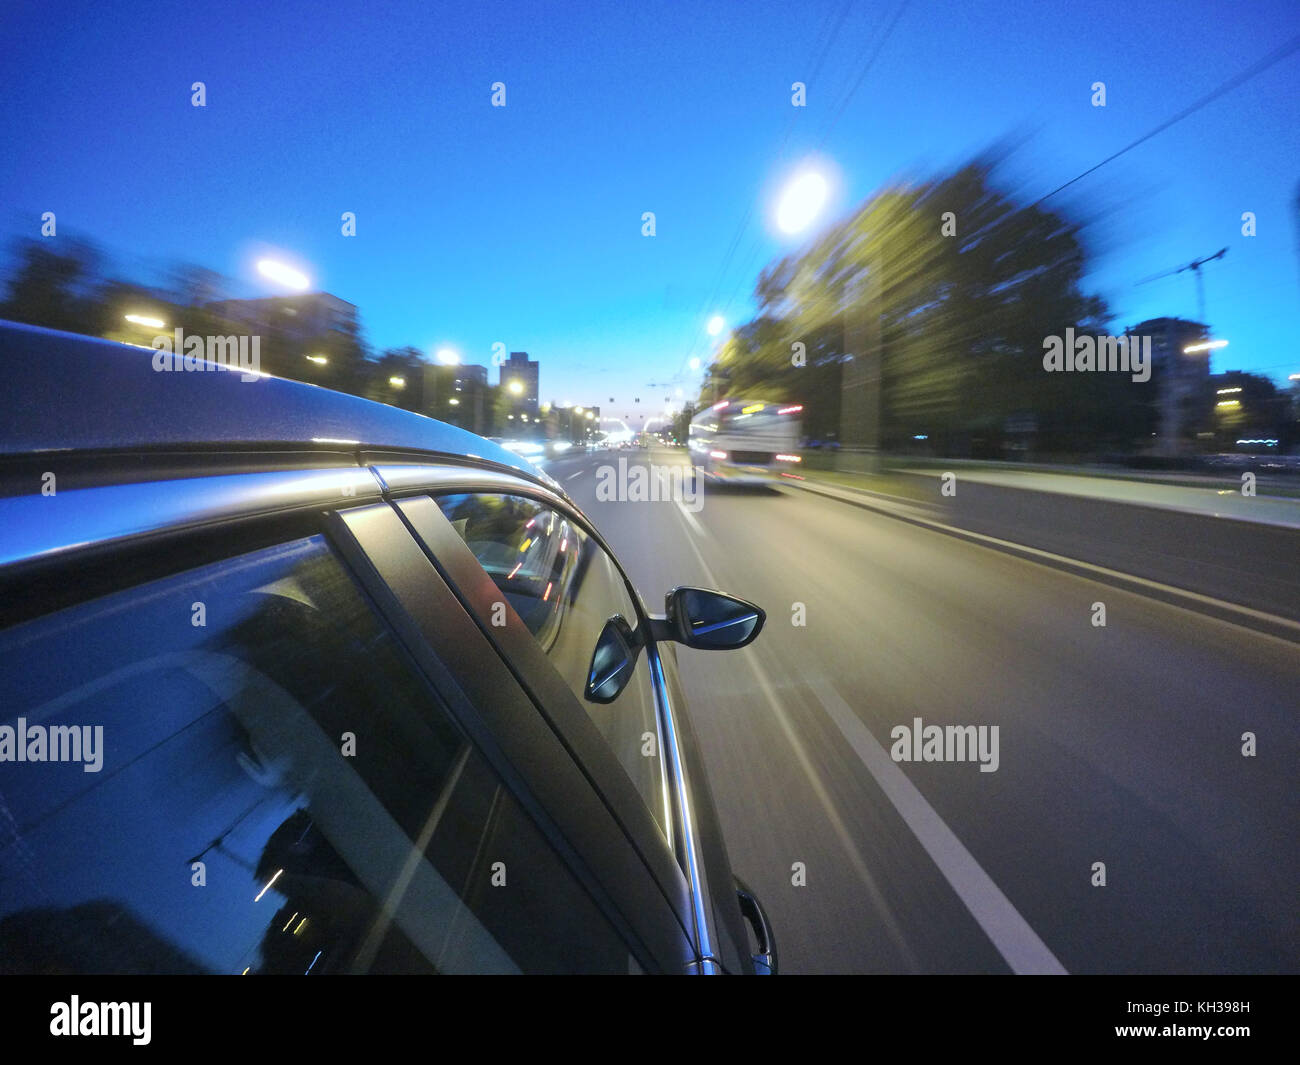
[433,493,670,839]
[0,535,639,974]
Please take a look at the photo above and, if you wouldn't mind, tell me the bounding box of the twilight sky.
[2,0,1297,426]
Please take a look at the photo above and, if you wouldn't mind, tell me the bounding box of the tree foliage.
[707,158,1157,456]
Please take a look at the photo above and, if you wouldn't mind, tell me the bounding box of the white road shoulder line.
[790,477,1300,645]
[674,497,706,536]
[809,681,1068,975]
[672,477,1067,972]
[669,512,921,969]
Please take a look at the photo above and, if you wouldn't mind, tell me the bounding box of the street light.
[389,376,406,388]
[124,313,165,329]
[775,170,830,235]
[305,354,328,365]
[256,259,310,291]
[1184,339,1228,354]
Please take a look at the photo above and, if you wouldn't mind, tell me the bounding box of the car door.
[367,462,759,970]
[327,497,697,971]
[0,468,695,973]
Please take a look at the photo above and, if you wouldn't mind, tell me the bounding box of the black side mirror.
[660,586,765,650]
[585,614,640,703]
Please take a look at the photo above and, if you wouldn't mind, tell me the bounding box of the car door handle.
[735,877,778,975]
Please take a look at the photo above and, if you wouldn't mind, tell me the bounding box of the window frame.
[371,469,703,919]
[326,499,697,972]
[0,466,698,973]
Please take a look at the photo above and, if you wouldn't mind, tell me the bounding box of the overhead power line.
[1030,31,1300,209]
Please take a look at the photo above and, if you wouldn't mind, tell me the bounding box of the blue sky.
[2,0,1298,425]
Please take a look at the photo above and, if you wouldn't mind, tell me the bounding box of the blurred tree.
[1,237,103,333]
[363,347,426,412]
[719,158,1148,458]
[93,279,180,345]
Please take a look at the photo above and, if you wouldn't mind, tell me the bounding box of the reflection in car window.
[435,494,670,839]
[0,535,637,974]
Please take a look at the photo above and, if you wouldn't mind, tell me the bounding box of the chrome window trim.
[646,642,718,967]
[377,466,707,951]
[0,467,384,569]
[372,462,573,505]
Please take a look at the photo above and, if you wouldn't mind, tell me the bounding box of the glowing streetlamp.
[775,170,830,235]
[256,259,310,291]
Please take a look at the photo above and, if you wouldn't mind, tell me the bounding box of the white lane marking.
[669,511,922,969]
[674,497,705,537]
[669,501,1066,974]
[808,681,1068,975]
[566,470,585,481]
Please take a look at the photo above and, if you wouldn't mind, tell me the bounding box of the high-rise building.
[500,352,539,419]
[203,292,361,385]
[457,365,488,387]
[206,292,358,342]
[452,364,489,434]
[1131,317,1211,456]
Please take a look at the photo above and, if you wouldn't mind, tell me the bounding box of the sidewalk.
[791,463,1300,530]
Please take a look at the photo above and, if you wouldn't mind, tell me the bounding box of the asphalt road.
[547,446,1300,974]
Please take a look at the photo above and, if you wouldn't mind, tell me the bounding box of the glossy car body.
[0,321,776,975]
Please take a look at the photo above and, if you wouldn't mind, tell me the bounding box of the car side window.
[0,534,641,974]
[433,493,670,839]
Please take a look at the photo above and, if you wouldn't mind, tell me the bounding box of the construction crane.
[1136,247,1228,325]
[1136,247,1229,459]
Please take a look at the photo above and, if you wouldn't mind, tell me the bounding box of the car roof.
[0,319,544,480]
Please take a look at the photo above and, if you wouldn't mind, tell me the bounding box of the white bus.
[688,399,803,484]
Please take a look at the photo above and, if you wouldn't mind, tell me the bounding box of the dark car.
[0,321,776,975]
